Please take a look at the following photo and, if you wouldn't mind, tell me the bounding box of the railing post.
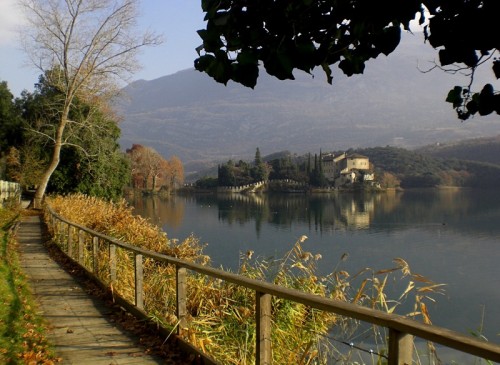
[56,219,62,245]
[134,254,144,309]
[176,266,187,335]
[67,224,73,257]
[92,236,99,275]
[388,328,413,365]
[60,220,64,245]
[78,229,85,264]
[109,243,117,282]
[63,222,69,251]
[48,214,54,234]
[256,291,272,365]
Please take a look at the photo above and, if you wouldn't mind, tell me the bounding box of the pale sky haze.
[0,1,429,98]
[0,0,206,97]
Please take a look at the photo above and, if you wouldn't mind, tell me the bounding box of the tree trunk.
[32,116,67,209]
[152,174,157,191]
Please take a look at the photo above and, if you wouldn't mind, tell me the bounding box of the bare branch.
[18,0,162,207]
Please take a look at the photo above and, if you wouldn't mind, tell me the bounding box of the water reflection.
[127,189,500,341]
[128,193,185,229]
[183,192,400,233]
[129,189,500,237]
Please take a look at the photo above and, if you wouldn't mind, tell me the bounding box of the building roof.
[347,153,369,159]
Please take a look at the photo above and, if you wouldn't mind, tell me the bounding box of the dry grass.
[45,194,444,364]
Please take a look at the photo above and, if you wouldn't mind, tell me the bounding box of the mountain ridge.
[116,32,500,174]
[417,135,500,166]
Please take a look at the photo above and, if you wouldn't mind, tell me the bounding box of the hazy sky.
[0,0,206,97]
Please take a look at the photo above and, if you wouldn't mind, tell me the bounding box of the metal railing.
[44,204,500,365]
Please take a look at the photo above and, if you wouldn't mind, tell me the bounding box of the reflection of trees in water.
[129,189,500,237]
[128,195,185,230]
[211,194,268,236]
[211,193,391,232]
[211,189,500,234]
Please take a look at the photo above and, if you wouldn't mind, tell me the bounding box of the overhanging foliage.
[195,0,500,120]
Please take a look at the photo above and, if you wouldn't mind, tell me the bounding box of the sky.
[0,0,207,97]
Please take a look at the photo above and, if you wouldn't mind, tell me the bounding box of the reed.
[45,194,443,364]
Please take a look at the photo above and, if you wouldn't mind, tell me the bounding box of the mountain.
[356,145,500,188]
[116,32,500,174]
[416,136,500,166]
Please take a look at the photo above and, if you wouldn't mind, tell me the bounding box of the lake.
[127,188,500,349]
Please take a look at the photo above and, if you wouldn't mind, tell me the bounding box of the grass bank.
[0,207,59,364]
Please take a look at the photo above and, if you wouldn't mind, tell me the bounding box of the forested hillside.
[415,136,500,167]
[357,146,500,188]
[192,146,500,189]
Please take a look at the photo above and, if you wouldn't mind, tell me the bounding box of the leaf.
[376,26,401,56]
[478,83,495,115]
[466,98,479,115]
[321,63,333,84]
[493,60,500,79]
[398,281,415,301]
[387,304,398,314]
[417,283,446,293]
[339,56,366,76]
[439,49,455,66]
[264,49,295,80]
[446,86,463,108]
[294,40,317,72]
[412,274,434,284]
[420,302,432,324]
[352,279,368,304]
[393,257,410,276]
[231,63,258,88]
[495,94,500,114]
[374,267,398,275]
[194,54,215,72]
[213,12,230,26]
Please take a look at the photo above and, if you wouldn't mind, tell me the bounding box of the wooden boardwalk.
[16,214,190,364]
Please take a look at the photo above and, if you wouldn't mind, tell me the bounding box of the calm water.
[127,189,500,345]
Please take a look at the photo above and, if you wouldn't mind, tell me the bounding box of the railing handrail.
[45,205,500,364]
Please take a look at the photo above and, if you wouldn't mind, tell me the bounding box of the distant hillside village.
[196,149,379,190]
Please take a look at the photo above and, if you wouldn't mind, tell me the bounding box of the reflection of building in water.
[338,195,376,229]
[342,201,371,229]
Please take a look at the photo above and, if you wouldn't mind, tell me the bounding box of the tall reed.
[45,194,443,364]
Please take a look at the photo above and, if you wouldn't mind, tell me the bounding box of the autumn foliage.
[126,144,184,192]
[45,194,444,364]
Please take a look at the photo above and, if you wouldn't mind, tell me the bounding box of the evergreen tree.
[0,81,23,157]
[19,80,130,200]
[252,147,268,182]
[254,147,262,165]
[218,161,236,186]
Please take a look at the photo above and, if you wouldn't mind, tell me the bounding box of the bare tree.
[20,0,161,207]
[167,156,184,190]
[141,146,168,191]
